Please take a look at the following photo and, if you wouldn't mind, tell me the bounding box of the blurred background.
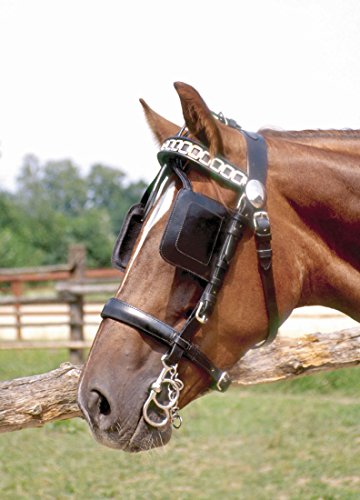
[1,0,360,270]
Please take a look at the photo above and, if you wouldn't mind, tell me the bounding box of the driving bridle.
[100,113,279,429]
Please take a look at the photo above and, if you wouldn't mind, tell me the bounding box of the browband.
[158,137,248,189]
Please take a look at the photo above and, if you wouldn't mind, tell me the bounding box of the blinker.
[160,189,227,281]
[245,179,266,209]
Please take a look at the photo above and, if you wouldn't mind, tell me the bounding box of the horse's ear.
[140,99,180,145]
[174,82,223,157]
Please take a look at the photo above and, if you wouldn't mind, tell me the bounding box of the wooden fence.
[0,245,122,363]
[1,244,359,364]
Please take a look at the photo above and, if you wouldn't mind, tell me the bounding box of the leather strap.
[253,214,280,347]
[242,132,279,347]
[101,298,231,391]
[243,132,268,185]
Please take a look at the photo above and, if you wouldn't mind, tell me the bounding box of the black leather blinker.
[160,189,228,281]
[112,203,145,271]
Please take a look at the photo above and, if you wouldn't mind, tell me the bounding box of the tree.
[0,190,45,267]
[0,156,146,268]
[17,156,87,217]
[66,208,114,267]
[87,164,147,233]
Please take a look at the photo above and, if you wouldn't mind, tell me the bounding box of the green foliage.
[87,163,147,233]
[0,155,146,268]
[0,189,46,266]
[66,208,114,267]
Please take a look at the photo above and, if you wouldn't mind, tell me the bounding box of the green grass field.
[0,350,359,499]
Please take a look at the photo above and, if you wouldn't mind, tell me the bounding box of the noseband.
[101,115,279,429]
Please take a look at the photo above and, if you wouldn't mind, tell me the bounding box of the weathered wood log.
[230,328,360,384]
[0,363,82,433]
[0,327,359,433]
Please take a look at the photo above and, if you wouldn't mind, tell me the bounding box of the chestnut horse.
[78,82,360,452]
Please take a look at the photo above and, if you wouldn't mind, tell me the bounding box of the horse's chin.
[89,416,172,452]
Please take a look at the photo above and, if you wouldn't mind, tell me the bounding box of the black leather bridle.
[100,115,279,427]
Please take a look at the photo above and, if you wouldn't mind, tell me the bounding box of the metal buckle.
[195,301,208,324]
[215,371,231,392]
[253,210,270,233]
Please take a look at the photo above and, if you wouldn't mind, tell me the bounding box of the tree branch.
[0,328,359,433]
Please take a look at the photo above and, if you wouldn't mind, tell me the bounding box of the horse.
[77,82,360,452]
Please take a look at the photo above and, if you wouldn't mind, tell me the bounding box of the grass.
[0,351,359,499]
[0,349,68,380]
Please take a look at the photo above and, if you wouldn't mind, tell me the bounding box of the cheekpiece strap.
[242,132,280,347]
[243,132,268,186]
[253,212,280,347]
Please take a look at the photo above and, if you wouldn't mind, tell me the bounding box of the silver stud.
[245,179,266,209]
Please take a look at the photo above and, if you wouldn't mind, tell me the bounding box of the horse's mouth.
[78,393,172,452]
[126,414,172,452]
[89,415,172,452]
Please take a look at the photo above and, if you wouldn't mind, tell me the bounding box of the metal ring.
[143,393,170,428]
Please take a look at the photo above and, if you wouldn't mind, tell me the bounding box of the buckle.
[257,248,272,259]
[253,210,270,234]
[195,301,208,324]
[213,371,231,392]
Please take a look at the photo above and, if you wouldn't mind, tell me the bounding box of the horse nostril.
[90,390,111,416]
[99,393,111,416]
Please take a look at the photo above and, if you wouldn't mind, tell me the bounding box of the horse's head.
[77,83,298,451]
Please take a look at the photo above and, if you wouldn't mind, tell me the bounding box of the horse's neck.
[267,132,360,321]
[264,129,360,154]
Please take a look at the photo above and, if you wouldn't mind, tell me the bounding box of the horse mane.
[261,128,360,139]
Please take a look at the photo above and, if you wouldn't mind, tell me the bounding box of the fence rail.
[0,340,93,350]
[1,245,359,363]
[0,245,122,362]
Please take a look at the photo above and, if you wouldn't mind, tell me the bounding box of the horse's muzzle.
[77,371,173,452]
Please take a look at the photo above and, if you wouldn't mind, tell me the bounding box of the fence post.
[68,245,86,364]
[11,281,23,341]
